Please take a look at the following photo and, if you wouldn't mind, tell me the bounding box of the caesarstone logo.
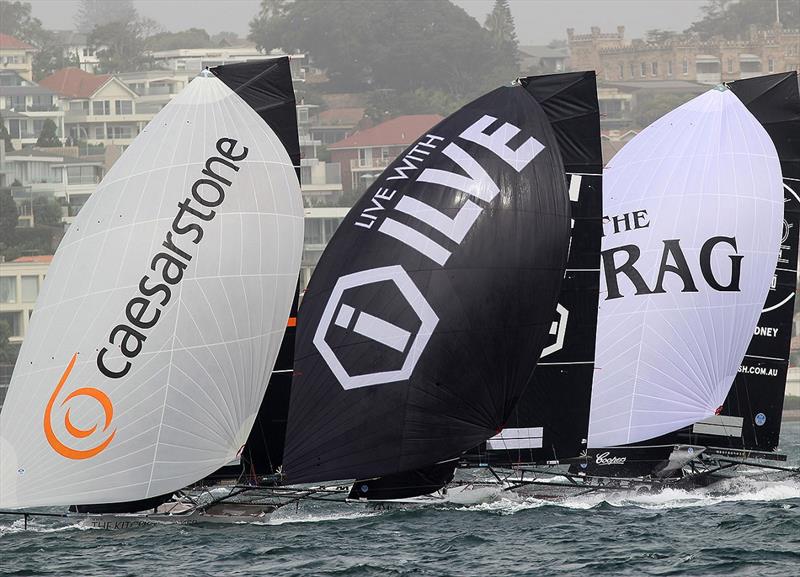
[43,137,248,459]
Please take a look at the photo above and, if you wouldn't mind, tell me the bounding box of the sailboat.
[0,58,305,524]
[279,78,573,500]
[473,73,799,497]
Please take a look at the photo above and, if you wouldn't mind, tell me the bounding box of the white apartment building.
[0,71,65,149]
[0,256,50,343]
[0,33,35,82]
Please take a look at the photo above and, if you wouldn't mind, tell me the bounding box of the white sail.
[0,73,303,508]
[588,88,782,448]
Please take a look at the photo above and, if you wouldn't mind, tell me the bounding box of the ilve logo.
[44,353,116,459]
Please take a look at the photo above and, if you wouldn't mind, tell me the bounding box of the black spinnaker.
[283,85,572,484]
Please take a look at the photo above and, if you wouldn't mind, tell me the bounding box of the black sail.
[283,86,572,484]
[472,71,603,466]
[684,72,800,453]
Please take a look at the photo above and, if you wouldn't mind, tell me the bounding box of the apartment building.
[0,71,64,149]
[0,33,35,82]
[40,67,150,147]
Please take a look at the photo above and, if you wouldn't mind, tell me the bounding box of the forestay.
[0,70,303,508]
[588,87,783,448]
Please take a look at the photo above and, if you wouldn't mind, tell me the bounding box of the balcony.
[350,157,393,171]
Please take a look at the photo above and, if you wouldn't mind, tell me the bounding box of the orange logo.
[44,353,116,460]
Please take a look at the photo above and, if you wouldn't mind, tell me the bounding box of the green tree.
[687,0,800,39]
[0,318,21,365]
[0,189,19,245]
[484,0,519,69]
[35,119,61,147]
[146,28,212,52]
[634,92,697,129]
[250,0,515,97]
[91,17,158,73]
[74,0,137,34]
[32,196,62,227]
[0,0,44,44]
[0,113,14,152]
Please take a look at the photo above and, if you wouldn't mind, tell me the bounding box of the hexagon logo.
[313,265,439,390]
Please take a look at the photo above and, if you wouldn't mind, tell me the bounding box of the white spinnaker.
[588,88,782,448]
[0,74,303,508]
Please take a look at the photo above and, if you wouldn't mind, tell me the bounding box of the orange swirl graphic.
[44,353,116,460]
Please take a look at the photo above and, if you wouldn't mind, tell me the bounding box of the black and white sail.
[283,85,572,484]
[479,71,603,465]
[685,72,800,453]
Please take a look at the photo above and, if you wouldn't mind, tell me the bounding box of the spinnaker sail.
[0,58,303,508]
[283,85,572,484]
[587,86,784,448]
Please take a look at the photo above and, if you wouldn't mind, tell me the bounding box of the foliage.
[210,31,241,46]
[0,190,18,245]
[687,0,800,39]
[91,18,159,73]
[365,88,463,121]
[146,28,212,52]
[633,92,697,129]
[645,29,677,43]
[35,119,61,147]
[0,1,44,44]
[74,0,137,34]
[0,319,20,365]
[32,36,80,81]
[0,114,13,152]
[484,0,519,69]
[6,226,58,258]
[250,0,516,96]
[32,196,62,227]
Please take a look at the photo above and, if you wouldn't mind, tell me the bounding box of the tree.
[633,92,697,129]
[645,29,677,43]
[0,189,19,246]
[0,1,44,44]
[91,18,158,73]
[32,35,80,81]
[687,0,800,39]
[35,119,61,147]
[249,0,515,97]
[74,0,137,34]
[211,31,240,46]
[0,114,13,152]
[146,28,212,52]
[32,196,62,227]
[484,0,519,69]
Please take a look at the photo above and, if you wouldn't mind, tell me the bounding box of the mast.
[283,84,572,484]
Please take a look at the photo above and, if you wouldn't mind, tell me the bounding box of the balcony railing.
[350,157,393,170]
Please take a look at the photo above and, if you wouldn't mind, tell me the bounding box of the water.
[2,423,799,577]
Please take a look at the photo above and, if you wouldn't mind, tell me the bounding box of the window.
[30,94,53,110]
[358,148,371,167]
[95,126,104,139]
[21,276,38,302]
[9,95,25,110]
[67,165,99,184]
[682,59,689,75]
[651,62,658,76]
[0,311,22,337]
[70,100,89,112]
[727,58,733,73]
[107,125,133,139]
[304,220,323,245]
[668,61,673,76]
[768,58,775,72]
[619,63,624,79]
[92,100,110,115]
[115,100,132,115]
[640,62,646,77]
[33,119,44,134]
[300,165,312,184]
[0,277,16,303]
[297,108,309,122]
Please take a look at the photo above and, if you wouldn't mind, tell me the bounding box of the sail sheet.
[0,62,303,508]
[587,87,784,448]
[696,72,800,452]
[283,86,571,484]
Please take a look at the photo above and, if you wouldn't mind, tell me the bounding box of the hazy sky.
[25,0,708,43]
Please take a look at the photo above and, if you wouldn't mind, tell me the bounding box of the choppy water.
[2,422,799,577]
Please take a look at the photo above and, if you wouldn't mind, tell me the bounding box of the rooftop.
[0,33,34,51]
[328,114,443,149]
[39,68,111,99]
[11,255,54,264]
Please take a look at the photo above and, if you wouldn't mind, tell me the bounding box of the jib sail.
[587,86,784,448]
[685,72,800,452]
[283,85,572,484]
[0,58,304,509]
[480,71,603,465]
